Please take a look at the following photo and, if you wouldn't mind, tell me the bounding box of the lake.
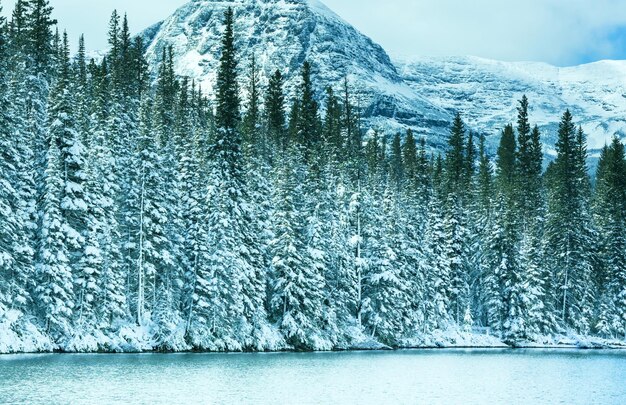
[0,349,625,404]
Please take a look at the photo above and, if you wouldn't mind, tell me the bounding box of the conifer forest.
[1,0,625,353]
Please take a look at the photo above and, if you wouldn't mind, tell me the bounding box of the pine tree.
[477,135,492,211]
[105,14,145,328]
[389,133,404,190]
[545,111,595,334]
[496,124,517,194]
[270,148,322,349]
[516,96,543,216]
[465,131,476,191]
[445,112,466,192]
[215,7,239,132]
[342,78,362,177]
[181,84,213,348]
[443,194,470,326]
[266,69,286,149]
[151,48,185,348]
[240,60,273,349]
[25,0,56,72]
[322,86,342,155]
[133,98,170,330]
[243,55,260,148]
[48,33,92,339]
[0,4,27,323]
[364,183,410,344]
[442,112,472,327]
[203,7,258,348]
[295,61,320,148]
[402,129,418,187]
[36,132,73,341]
[2,0,39,335]
[509,97,547,337]
[593,137,626,338]
[319,161,354,344]
[423,188,452,330]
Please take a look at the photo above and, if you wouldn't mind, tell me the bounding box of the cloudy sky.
[2,0,626,66]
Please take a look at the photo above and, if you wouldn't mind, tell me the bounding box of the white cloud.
[324,0,626,65]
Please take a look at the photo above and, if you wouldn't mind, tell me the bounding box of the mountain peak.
[140,0,626,153]
[142,0,451,138]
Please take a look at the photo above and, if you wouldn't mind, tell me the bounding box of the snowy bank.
[2,322,625,354]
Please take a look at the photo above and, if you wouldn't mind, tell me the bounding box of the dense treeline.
[0,1,624,352]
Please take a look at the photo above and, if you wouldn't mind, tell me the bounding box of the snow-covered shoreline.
[2,325,625,355]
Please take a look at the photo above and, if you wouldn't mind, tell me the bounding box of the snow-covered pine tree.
[516,96,543,221]
[202,7,257,349]
[54,36,104,343]
[318,159,354,345]
[294,61,321,150]
[2,1,39,335]
[151,47,185,348]
[87,64,127,333]
[472,135,493,327]
[23,0,56,205]
[48,33,93,340]
[422,183,452,331]
[322,86,343,156]
[493,125,527,342]
[366,182,411,344]
[445,112,466,194]
[0,5,29,326]
[397,131,428,334]
[265,69,287,151]
[545,112,596,334]
[105,13,145,308]
[239,57,273,349]
[442,194,471,327]
[593,137,626,338]
[514,97,547,337]
[270,146,325,349]
[181,83,214,349]
[16,4,56,321]
[134,98,170,330]
[36,126,74,342]
[442,114,472,327]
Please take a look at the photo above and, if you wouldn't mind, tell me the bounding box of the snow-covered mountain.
[396,56,626,155]
[141,0,452,142]
[141,0,626,154]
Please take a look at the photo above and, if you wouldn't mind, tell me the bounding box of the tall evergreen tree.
[322,86,342,155]
[545,111,595,333]
[37,129,73,340]
[445,112,466,192]
[25,0,56,72]
[266,69,286,149]
[295,61,320,148]
[593,137,626,338]
[243,55,260,145]
[215,7,239,132]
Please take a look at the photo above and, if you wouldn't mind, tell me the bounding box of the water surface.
[1,349,624,404]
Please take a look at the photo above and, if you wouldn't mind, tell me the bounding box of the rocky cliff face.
[141,0,452,142]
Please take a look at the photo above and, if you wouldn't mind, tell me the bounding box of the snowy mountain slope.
[141,0,626,155]
[396,56,626,155]
[141,0,452,141]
